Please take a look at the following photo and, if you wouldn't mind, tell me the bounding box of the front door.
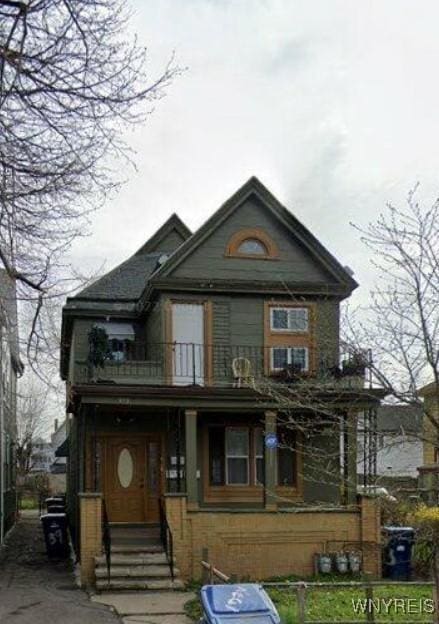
[172,303,205,385]
[103,436,162,523]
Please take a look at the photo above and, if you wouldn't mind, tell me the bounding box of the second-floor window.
[270,307,308,332]
[271,347,309,372]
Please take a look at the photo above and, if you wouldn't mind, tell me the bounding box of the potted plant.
[87,326,113,381]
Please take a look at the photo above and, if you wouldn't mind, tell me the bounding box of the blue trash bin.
[200,584,280,624]
[383,526,415,581]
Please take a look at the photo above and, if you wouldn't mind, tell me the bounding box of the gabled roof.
[74,252,163,301]
[149,177,358,293]
[134,214,191,256]
[72,215,191,302]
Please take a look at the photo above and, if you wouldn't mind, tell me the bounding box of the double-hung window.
[208,425,297,489]
[225,428,249,485]
[270,307,308,332]
[271,346,309,372]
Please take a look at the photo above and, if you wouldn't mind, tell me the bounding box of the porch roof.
[73,382,386,411]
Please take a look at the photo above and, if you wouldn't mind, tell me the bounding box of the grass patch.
[185,583,433,623]
[19,497,39,510]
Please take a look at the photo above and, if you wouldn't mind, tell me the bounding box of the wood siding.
[171,197,334,283]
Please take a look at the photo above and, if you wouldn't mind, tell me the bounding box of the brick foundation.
[165,494,381,580]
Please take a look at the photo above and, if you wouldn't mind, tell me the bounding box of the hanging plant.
[87,326,113,370]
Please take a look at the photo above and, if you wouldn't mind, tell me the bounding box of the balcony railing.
[75,342,371,390]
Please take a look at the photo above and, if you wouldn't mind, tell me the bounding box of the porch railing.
[158,498,174,581]
[77,342,371,389]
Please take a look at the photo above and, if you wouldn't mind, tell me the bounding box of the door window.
[117,448,134,488]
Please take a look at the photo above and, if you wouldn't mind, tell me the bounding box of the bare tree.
[345,187,439,458]
[342,187,439,605]
[0,0,180,362]
[15,377,49,479]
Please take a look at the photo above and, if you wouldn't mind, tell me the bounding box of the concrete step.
[95,578,185,592]
[110,544,163,554]
[95,565,180,579]
[95,552,170,566]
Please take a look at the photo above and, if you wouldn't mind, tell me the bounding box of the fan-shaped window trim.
[225,228,279,260]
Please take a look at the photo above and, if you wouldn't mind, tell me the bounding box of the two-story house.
[0,270,22,544]
[61,178,384,588]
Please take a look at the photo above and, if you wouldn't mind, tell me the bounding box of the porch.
[69,399,380,586]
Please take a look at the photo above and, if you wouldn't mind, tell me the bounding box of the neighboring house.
[61,177,384,587]
[30,437,54,473]
[51,418,67,475]
[357,406,423,492]
[30,420,68,476]
[0,270,23,543]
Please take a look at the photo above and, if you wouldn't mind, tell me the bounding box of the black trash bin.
[200,584,280,624]
[45,496,65,514]
[41,513,70,559]
[383,526,415,580]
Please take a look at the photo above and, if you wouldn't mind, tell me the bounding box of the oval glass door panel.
[117,448,134,488]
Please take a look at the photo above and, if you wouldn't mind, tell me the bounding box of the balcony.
[74,341,370,391]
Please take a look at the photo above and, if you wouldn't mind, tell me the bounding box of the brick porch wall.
[79,493,102,587]
[165,494,381,580]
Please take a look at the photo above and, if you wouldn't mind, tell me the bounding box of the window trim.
[225,228,279,260]
[270,346,309,372]
[270,306,309,333]
[254,427,264,486]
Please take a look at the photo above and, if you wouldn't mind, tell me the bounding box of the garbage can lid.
[383,526,414,534]
[201,584,279,624]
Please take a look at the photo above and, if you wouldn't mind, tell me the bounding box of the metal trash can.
[382,526,415,580]
[200,584,280,624]
[41,513,70,559]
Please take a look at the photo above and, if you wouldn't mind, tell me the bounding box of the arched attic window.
[225,228,279,259]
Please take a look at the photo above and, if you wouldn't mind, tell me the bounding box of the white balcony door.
[172,303,204,385]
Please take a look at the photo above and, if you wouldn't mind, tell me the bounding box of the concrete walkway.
[92,591,195,624]
[0,510,120,623]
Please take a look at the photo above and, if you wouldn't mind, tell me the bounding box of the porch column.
[264,410,277,510]
[185,409,198,509]
[346,410,358,505]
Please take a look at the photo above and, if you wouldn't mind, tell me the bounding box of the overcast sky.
[69,0,439,305]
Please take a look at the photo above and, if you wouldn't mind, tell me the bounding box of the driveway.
[0,510,120,623]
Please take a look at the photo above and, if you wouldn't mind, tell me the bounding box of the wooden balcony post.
[264,410,277,510]
[185,409,198,509]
